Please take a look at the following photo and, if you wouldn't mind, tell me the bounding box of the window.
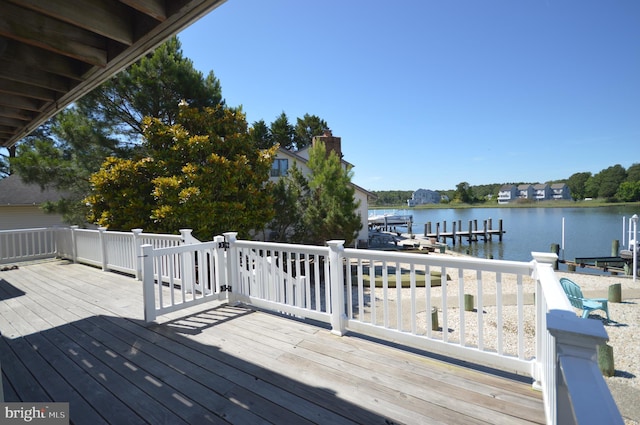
[270,159,289,177]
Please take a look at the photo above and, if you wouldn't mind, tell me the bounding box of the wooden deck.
[0,260,545,424]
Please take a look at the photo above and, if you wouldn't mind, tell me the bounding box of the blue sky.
[178,0,640,191]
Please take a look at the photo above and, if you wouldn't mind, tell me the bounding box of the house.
[517,184,534,200]
[533,184,552,201]
[498,184,518,204]
[269,132,374,244]
[0,175,66,230]
[407,189,441,207]
[551,183,571,200]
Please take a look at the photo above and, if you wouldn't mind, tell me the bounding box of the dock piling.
[422,217,506,246]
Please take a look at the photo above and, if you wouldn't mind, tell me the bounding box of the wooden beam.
[0,79,56,102]
[0,106,33,121]
[119,0,167,21]
[0,93,43,112]
[0,61,71,93]
[0,0,108,67]
[1,38,87,81]
[0,115,24,127]
[11,0,135,46]
[0,125,17,135]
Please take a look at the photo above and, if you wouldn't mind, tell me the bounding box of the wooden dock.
[424,219,505,246]
[0,260,544,424]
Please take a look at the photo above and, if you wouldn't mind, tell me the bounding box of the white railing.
[532,253,623,425]
[0,228,59,264]
[5,226,623,423]
[342,245,534,375]
[142,235,227,322]
[0,226,194,280]
[225,232,333,325]
[218,236,623,424]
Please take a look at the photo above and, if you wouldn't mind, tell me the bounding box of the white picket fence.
[1,226,623,424]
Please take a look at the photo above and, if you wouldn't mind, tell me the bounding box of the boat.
[367,212,413,228]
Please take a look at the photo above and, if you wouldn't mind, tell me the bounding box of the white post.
[98,227,108,271]
[327,240,347,336]
[223,232,239,305]
[141,244,156,323]
[70,225,79,263]
[179,229,195,293]
[631,214,638,283]
[213,235,226,295]
[132,228,143,280]
[561,217,565,261]
[547,311,621,424]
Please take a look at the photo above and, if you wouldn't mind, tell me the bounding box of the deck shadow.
[0,312,396,425]
[0,279,26,301]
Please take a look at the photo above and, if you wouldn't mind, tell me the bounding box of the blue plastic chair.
[559,277,610,320]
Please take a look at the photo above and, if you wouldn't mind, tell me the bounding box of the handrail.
[532,252,623,425]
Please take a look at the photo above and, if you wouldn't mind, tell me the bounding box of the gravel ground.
[363,261,640,423]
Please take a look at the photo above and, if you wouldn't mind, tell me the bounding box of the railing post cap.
[223,231,238,239]
[327,240,345,247]
[531,251,557,264]
[131,228,143,234]
[179,228,193,235]
[98,226,107,232]
[70,225,79,229]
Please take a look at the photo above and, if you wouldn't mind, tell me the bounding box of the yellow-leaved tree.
[86,103,277,240]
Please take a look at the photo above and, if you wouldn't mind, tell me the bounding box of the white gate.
[142,236,228,322]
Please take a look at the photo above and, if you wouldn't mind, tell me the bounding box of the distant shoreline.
[370,200,640,210]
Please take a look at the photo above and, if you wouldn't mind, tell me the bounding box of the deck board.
[0,260,545,424]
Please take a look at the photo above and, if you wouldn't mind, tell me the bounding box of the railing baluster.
[441,265,448,343]
[477,270,483,351]
[496,272,503,355]
[458,267,465,347]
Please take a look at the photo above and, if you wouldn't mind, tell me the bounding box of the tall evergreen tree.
[293,114,329,150]
[302,141,361,245]
[270,112,295,150]
[249,119,275,149]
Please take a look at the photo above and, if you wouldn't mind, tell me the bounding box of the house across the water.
[498,183,571,204]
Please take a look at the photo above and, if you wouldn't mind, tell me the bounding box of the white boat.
[368,213,413,226]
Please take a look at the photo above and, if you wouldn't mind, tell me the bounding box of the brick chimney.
[312,129,342,159]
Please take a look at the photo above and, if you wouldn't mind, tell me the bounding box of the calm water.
[370,206,639,264]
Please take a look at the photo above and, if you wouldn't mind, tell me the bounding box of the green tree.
[249,119,274,149]
[298,141,362,245]
[81,36,223,141]
[454,182,475,203]
[0,147,12,178]
[626,163,640,183]
[268,163,309,242]
[293,114,329,150]
[87,104,277,239]
[566,172,591,201]
[596,164,627,199]
[616,181,640,202]
[270,112,295,150]
[11,110,124,224]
